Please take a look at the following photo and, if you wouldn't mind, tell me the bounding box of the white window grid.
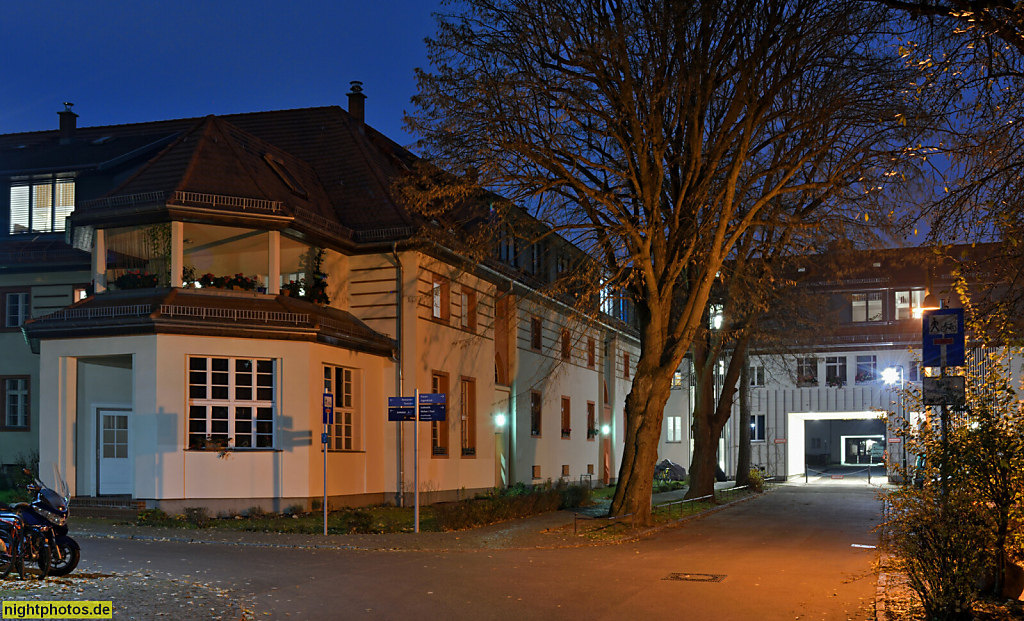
[751,413,766,442]
[5,378,28,428]
[9,177,75,234]
[323,365,359,451]
[852,292,883,322]
[666,416,683,443]
[6,293,29,328]
[188,357,274,450]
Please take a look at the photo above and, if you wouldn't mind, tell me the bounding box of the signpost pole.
[323,392,333,537]
[414,388,420,534]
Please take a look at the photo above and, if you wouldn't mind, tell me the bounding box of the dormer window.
[9,176,75,234]
[263,153,308,198]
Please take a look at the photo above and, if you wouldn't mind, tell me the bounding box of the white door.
[97,409,132,495]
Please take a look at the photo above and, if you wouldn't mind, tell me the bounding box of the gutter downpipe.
[392,243,405,508]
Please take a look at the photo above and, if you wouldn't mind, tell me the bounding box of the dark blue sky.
[1,1,444,147]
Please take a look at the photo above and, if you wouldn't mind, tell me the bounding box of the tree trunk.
[735,346,752,487]
[608,354,675,526]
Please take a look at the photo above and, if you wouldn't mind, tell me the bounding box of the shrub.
[183,506,210,528]
[746,468,765,493]
[883,487,991,621]
[430,483,590,531]
[284,504,305,516]
[137,508,170,525]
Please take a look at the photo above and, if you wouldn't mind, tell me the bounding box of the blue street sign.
[922,308,965,368]
[388,396,416,422]
[321,432,329,444]
[323,392,334,425]
[418,393,446,422]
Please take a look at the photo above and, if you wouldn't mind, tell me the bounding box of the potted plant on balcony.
[227,273,258,291]
[114,270,159,290]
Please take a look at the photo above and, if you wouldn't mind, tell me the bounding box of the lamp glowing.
[601,424,611,435]
[881,367,900,385]
[495,413,507,427]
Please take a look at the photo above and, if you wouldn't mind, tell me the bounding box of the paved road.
[77,483,883,620]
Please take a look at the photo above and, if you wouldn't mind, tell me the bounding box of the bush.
[183,506,210,528]
[884,488,991,621]
[746,468,765,493]
[137,508,170,525]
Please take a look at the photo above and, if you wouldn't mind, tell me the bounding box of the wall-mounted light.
[495,413,507,427]
[601,424,611,436]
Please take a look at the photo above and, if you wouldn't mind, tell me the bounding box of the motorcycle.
[1,468,79,577]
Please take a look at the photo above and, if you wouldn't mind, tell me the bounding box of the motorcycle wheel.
[48,539,80,576]
[0,530,15,579]
[35,535,50,579]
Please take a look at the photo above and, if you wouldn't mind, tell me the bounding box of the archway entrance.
[785,411,888,477]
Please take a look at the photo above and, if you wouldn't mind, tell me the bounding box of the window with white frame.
[324,365,361,451]
[750,413,766,442]
[709,304,724,330]
[856,355,877,383]
[666,416,682,443]
[851,292,883,322]
[796,357,817,386]
[431,274,449,321]
[5,292,29,327]
[825,356,847,388]
[749,364,765,387]
[460,377,476,456]
[188,357,274,450]
[671,370,685,389]
[894,289,926,320]
[460,288,477,331]
[9,177,75,234]
[3,377,29,429]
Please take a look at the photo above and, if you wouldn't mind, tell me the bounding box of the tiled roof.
[0,106,417,243]
[21,287,397,358]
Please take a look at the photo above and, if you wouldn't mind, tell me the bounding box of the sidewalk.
[69,481,743,552]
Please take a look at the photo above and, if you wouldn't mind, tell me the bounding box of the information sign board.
[922,308,965,368]
[322,393,334,425]
[418,393,447,422]
[388,396,416,422]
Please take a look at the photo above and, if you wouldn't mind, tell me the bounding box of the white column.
[170,221,184,287]
[268,231,281,294]
[93,229,107,293]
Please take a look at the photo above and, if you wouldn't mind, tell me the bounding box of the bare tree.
[409,0,920,523]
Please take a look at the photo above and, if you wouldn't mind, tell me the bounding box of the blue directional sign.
[922,308,965,368]
[418,393,447,422]
[322,392,334,425]
[388,396,416,422]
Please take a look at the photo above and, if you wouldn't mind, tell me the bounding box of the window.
[851,292,883,322]
[460,377,476,456]
[460,288,477,331]
[527,243,544,275]
[530,391,542,437]
[562,464,570,477]
[5,292,29,328]
[796,357,817,386]
[709,304,724,330]
[530,317,542,351]
[561,329,571,361]
[666,416,682,443]
[431,372,449,456]
[532,465,541,479]
[587,337,596,368]
[324,365,360,451]
[750,413,766,442]
[587,464,595,475]
[2,377,29,429]
[894,289,926,320]
[825,356,847,388]
[561,397,571,438]
[188,357,274,450]
[672,371,685,389]
[856,355,877,384]
[749,365,765,387]
[430,274,450,321]
[9,177,75,234]
[909,364,921,382]
[497,224,518,267]
[623,353,630,379]
[587,402,597,440]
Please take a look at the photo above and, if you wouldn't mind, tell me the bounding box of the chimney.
[347,81,366,123]
[58,102,78,145]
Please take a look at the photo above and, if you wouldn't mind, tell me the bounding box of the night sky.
[1,0,444,147]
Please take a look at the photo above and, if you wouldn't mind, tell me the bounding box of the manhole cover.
[663,573,726,582]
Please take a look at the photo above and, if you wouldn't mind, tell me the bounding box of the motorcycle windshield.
[50,464,70,504]
[41,488,68,514]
